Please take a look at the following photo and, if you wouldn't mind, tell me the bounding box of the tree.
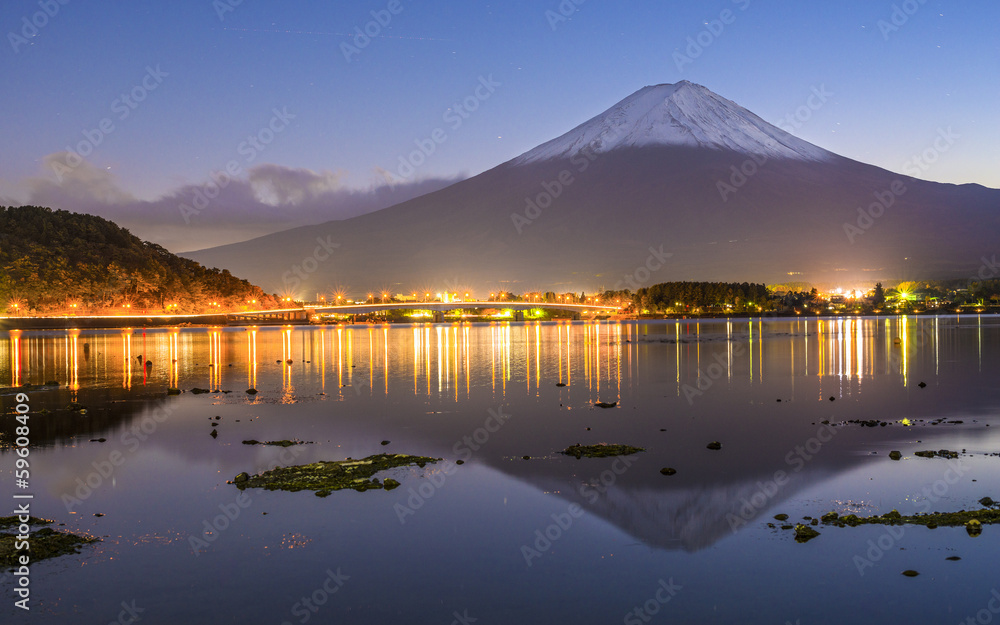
[873,282,885,307]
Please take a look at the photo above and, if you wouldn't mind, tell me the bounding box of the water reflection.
[0,317,994,399]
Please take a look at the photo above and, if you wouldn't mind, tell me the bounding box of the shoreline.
[1,309,996,332]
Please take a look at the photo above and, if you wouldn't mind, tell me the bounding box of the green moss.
[0,525,98,568]
[820,508,1000,529]
[793,524,821,543]
[0,516,52,530]
[232,453,441,494]
[241,439,312,447]
[561,443,644,459]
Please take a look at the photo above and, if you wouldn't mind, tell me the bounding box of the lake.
[2,317,1000,624]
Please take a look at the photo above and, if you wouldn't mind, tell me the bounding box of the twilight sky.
[1,0,997,252]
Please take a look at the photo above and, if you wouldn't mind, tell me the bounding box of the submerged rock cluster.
[231,453,441,497]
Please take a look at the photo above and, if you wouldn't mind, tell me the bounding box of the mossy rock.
[889,450,902,461]
[821,507,1000,529]
[0,516,52,530]
[774,514,789,521]
[241,439,309,447]
[561,444,644,459]
[966,519,983,537]
[0,524,98,568]
[232,453,440,494]
[793,524,820,543]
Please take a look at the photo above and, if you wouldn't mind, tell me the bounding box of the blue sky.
[1,0,997,250]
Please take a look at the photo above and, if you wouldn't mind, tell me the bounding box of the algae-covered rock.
[793,524,820,543]
[915,449,959,459]
[889,451,902,461]
[0,519,98,568]
[232,453,441,494]
[774,514,789,521]
[241,439,310,447]
[966,519,983,537]
[821,507,1000,529]
[979,497,996,507]
[561,443,644,459]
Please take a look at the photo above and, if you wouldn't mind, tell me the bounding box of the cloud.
[16,153,464,253]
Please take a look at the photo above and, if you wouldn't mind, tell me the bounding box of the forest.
[0,205,279,314]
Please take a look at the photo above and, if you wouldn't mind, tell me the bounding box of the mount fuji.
[514,81,831,164]
[185,81,998,295]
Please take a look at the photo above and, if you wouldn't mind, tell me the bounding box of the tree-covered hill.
[0,205,279,314]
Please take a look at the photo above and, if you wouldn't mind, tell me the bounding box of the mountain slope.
[185,82,999,295]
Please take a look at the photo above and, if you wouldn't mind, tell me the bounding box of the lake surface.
[2,317,1000,624]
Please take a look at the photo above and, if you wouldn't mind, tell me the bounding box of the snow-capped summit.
[513,80,832,164]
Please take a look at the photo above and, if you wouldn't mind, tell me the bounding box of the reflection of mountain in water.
[503,461,836,552]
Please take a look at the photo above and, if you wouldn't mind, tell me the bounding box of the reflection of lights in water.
[247,329,257,391]
[10,330,22,387]
[122,330,132,390]
[1,319,960,405]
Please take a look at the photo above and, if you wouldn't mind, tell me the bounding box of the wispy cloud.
[10,154,463,252]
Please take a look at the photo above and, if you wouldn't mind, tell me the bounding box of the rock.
[93,513,104,517]
[901,570,920,577]
[945,556,962,561]
[561,444,644,459]
[556,383,567,387]
[522,455,531,460]
[89,438,106,443]
[706,441,722,451]
[234,472,249,483]
[191,388,211,394]
[821,511,839,523]
[889,451,902,461]
[774,514,789,521]
[383,478,401,491]
[380,440,390,446]
[166,388,181,395]
[793,524,820,543]
[660,468,677,476]
[455,460,464,465]
[233,453,441,494]
[594,401,618,408]
[918,382,927,388]
[979,497,996,507]
[245,388,258,395]
[966,519,983,537]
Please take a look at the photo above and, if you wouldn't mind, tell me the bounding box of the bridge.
[228,301,619,324]
[0,302,621,330]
